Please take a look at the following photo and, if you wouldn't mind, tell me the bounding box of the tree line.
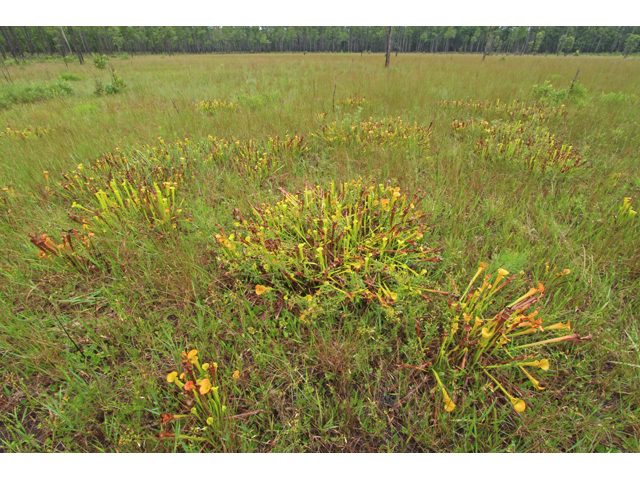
[1,26,639,63]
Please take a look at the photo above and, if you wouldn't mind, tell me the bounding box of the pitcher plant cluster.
[22,110,600,423]
[442,96,587,173]
[196,99,239,113]
[53,141,193,232]
[619,197,637,220]
[427,263,587,413]
[29,132,312,270]
[205,133,309,184]
[161,349,239,448]
[1,124,52,140]
[214,179,443,321]
[474,120,590,173]
[338,94,366,108]
[438,98,568,123]
[29,138,200,273]
[314,116,432,153]
[28,229,99,273]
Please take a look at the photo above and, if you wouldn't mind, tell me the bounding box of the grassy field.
[1,52,639,452]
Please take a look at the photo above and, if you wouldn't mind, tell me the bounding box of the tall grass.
[0,53,639,452]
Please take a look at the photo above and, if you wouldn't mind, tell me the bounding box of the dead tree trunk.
[385,26,393,67]
[60,27,73,56]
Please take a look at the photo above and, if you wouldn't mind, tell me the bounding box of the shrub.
[598,91,638,105]
[532,81,566,103]
[533,80,589,105]
[93,79,104,97]
[73,103,97,114]
[93,54,108,69]
[0,80,74,109]
[234,90,281,108]
[104,70,126,94]
[59,73,82,81]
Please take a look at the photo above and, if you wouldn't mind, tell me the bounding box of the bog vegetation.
[0,51,639,453]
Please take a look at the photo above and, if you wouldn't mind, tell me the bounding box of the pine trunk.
[21,27,33,56]
[67,26,84,64]
[9,26,24,58]
[1,26,18,60]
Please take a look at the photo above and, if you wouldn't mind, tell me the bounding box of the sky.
[3,0,636,27]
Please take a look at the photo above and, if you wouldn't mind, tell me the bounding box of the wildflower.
[184,381,195,392]
[207,417,214,425]
[255,284,268,295]
[166,371,178,383]
[232,370,240,380]
[498,268,509,276]
[202,363,210,371]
